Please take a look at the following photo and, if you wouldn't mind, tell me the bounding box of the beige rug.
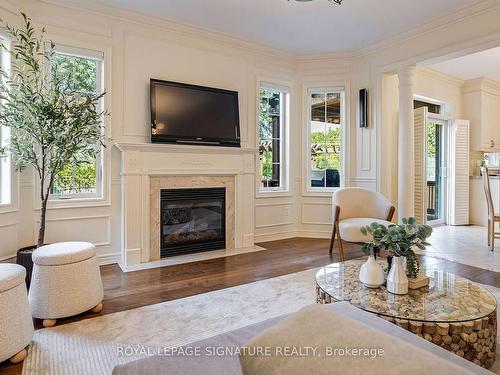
[22,268,317,375]
[22,266,500,374]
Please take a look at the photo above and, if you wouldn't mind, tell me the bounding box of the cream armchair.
[329,187,395,261]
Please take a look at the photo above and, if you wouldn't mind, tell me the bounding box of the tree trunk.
[37,196,48,248]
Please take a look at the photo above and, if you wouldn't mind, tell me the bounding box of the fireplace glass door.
[160,188,226,257]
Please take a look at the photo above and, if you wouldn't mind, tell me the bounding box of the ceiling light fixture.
[289,0,343,4]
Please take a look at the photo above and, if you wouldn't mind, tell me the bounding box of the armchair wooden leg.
[489,219,495,251]
[337,225,345,262]
[488,219,491,247]
[491,221,495,251]
[329,223,337,254]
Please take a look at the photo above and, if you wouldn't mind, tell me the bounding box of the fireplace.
[160,187,226,257]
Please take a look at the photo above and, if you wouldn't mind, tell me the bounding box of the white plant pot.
[359,255,385,288]
[386,256,408,295]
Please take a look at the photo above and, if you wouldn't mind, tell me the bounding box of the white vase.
[359,255,385,288]
[386,256,408,294]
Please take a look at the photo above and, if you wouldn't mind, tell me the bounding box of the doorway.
[426,117,448,225]
[414,99,450,226]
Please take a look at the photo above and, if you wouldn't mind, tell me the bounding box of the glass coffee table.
[316,258,497,369]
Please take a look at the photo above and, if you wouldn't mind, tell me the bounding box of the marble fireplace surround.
[150,175,235,261]
[116,142,257,268]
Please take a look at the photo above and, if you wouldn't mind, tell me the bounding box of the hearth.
[160,188,226,257]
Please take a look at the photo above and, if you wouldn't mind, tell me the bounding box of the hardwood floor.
[2,237,500,374]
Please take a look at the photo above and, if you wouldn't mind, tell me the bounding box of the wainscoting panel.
[0,223,19,260]
[255,201,294,229]
[301,201,333,226]
[350,177,377,190]
[41,215,111,247]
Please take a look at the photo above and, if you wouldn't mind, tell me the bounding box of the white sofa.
[113,302,490,375]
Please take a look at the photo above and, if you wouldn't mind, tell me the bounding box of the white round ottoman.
[0,264,34,363]
[29,242,104,328]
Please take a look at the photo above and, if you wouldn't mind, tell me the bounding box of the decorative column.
[397,66,416,221]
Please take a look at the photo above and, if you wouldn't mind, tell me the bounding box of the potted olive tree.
[0,13,106,286]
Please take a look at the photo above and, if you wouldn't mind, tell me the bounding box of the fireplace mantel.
[115,142,256,267]
[115,142,258,155]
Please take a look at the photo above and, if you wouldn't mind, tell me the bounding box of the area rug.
[22,267,500,374]
[22,268,317,375]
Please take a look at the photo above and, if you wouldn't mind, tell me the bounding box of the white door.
[414,107,454,225]
[414,107,427,224]
[448,120,470,226]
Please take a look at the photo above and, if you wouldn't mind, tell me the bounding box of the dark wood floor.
[2,237,500,374]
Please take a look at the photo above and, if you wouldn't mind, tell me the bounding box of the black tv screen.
[150,79,240,147]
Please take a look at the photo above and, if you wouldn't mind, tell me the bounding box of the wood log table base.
[316,285,497,369]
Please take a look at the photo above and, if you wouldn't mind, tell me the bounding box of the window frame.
[305,86,347,194]
[257,81,290,194]
[48,44,105,201]
[0,35,11,207]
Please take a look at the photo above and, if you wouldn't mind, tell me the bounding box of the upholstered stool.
[29,242,104,328]
[0,264,34,363]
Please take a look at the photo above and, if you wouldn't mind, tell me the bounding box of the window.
[0,38,11,205]
[258,84,289,191]
[50,46,104,199]
[308,88,344,190]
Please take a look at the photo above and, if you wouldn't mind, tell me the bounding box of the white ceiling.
[431,47,500,82]
[91,0,481,53]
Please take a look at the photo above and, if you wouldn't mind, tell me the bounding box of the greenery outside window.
[308,88,344,191]
[50,46,104,199]
[258,84,289,192]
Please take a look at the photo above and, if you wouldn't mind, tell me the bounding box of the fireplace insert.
[160,187,226,257]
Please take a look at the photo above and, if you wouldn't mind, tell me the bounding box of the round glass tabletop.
[316,258,497,323]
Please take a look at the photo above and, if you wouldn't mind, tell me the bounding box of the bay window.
[258,84,289,192]
[308,88,345,190]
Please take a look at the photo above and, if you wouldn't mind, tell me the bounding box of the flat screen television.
[150,79,240,147]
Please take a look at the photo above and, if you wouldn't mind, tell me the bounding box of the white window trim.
[305,86,347,194]
[256,81,290,195]
[414,94,450,118]
[48,44,105,201]
[0,35,12,208]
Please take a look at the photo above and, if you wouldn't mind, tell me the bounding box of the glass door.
[426,118,447,224]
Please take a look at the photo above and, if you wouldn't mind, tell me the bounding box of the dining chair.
[481,166,500,250]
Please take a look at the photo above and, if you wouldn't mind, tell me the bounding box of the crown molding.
[354,0,500,58]
[37,0,296,63]
[417,67,465,87]
[462,77,500,95]
[296,51,354,62]
[0,0,23,16]
[31,0,500,65]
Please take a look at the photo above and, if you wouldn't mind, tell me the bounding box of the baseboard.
[254,230,296,243]
[97,252,121,266]
[295,229,331,239]
[0,252,16,262]
[2,251,120,266]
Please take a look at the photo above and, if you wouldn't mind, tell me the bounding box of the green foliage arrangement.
[0,13,107,247]
[360,217,433,278]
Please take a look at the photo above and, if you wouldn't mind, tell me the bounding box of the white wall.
[0,0,299,261]
[2,0,500,261]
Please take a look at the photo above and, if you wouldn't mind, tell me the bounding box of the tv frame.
[150,79,241,147]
